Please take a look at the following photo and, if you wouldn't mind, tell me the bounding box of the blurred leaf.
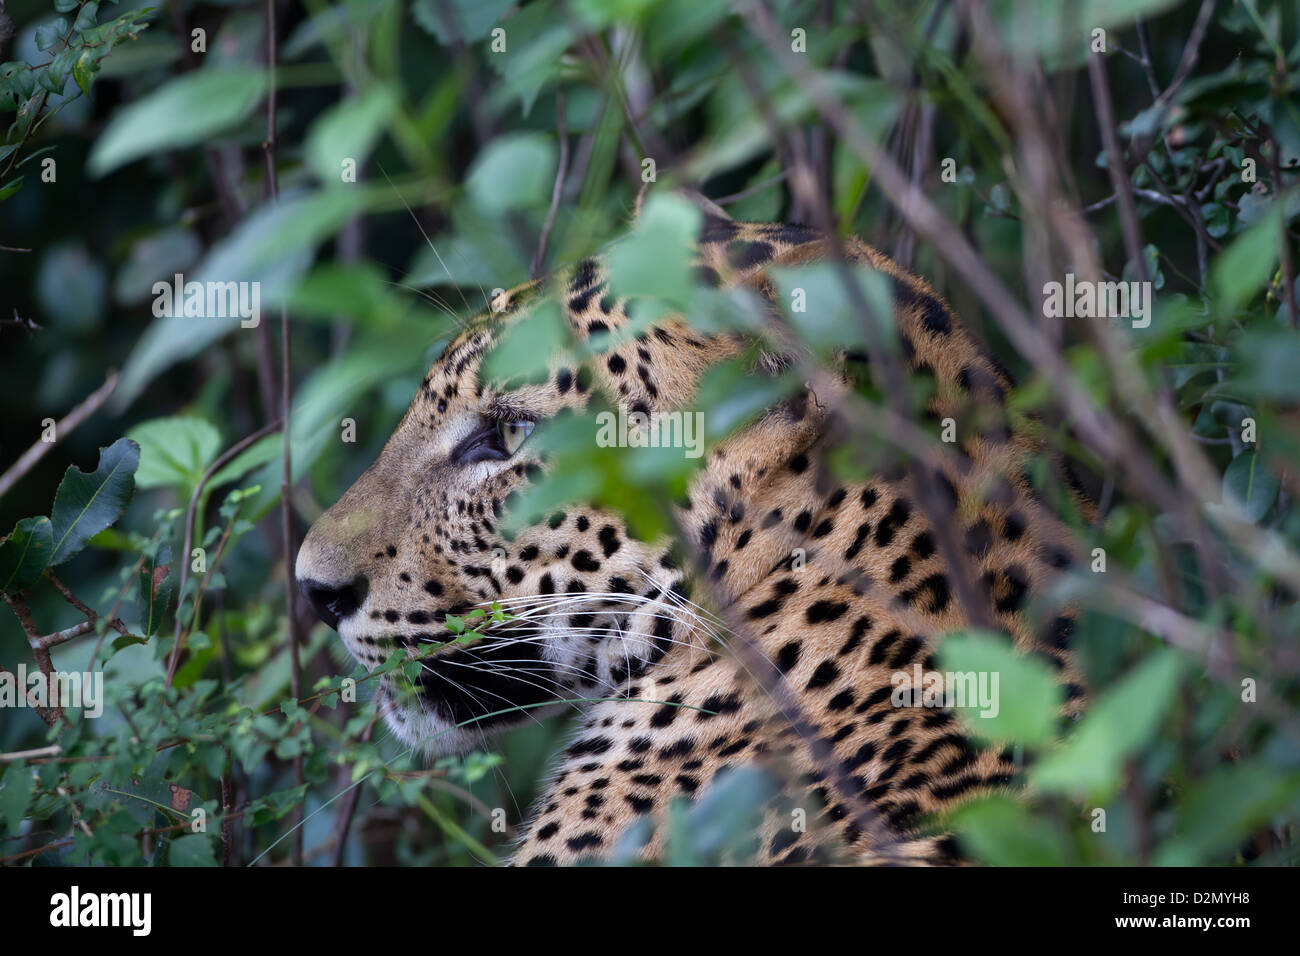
[411,0,517,43]
[0,761,34,836]
[1032,650,1183,798]
[1155,761,1300,866]
[1210,205,1282,312]
[114,188,371,409]
[0,516,54,593]
[938,630,1062,746]
[113,228,202,305]
[304,84,398,186]
[1222,450,1279,522]
[49,438,140,566]
[485,1,574,114]
[167,833,217,867]
[466,133,556,215]
[482,299,567,385]
[88,68,268,177]
[36,241,107,330]
[126,416,221,492]
[607,194,701,306]
[947,794,1069,866]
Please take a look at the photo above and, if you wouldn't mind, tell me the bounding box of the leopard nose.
[298,576,368,631]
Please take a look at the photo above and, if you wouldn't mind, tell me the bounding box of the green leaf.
[607,194,702,306]
[74,2,99,31]
[1154,761,1300,865]
[1032,650,1183,798]
[126,416,221,492]
[208,434,280,490]
[0,761,35,836]
[465,132,556,215]
[1210,205,1282,312]
[168,833,217,867]
[1236,329,1300,400]
[770,263,895,356]
[411,0,517,44]
[482,300,567,385]
[72,49,100,97]
[35,19,69,53]
[1222,451,1279,522]
[484,1,574,115]
[0,176,23,201]
[938,630,1062,746]
[114,188,370,409]
[87,68,269,177]
[304,84,398,186]
[0,517,54,592]
[49,438,140,566]
[946,795,1069,866]
[137,541,172,637]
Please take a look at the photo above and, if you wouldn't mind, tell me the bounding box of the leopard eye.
[497,420,535,456]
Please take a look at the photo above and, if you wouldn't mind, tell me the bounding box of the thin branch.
[531,87,569,279]
[1088,51,1149,284]
[168,419,282,686]
[0,371,117,499]
[264,0,304,870]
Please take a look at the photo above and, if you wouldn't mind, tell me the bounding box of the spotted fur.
[296,208,1085,865]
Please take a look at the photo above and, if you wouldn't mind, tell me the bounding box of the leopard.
[294,193,1089,866]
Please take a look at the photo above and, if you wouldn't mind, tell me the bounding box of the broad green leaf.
[770,263,895,355]
[208,434,281,490]
[938,630,1062,746]
[304,84,398,186]
[35,19,68,53]
[88,69,269,177]
[114,188,370,409]
[607,194,702,306]
[36,241,108,330]
[482,300,567,385]
[1222,451,1279,523]
[465,133,556,215]
[411,0,517,43]
[168,833,217,866]
[0,761,34,835]
[1032,650,1183,798]
[1210,205,1282,312]
[126,417,222,492]
[0,516,54,593]
[1154,761,1300,865]
[242,340,432,521]
[696,358,799,442]
[1236,328,1300,400]
[49,438,140,566]
[946,794,1069,866]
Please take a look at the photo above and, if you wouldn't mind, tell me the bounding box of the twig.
[168,419,282,688]
[0,371,117,499]
[1088,51,1149,284]
[263,0,305,870]
[531,87,569,279]
[46,571,130,638]
[329,712,378,867]
[0,744,61,762]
